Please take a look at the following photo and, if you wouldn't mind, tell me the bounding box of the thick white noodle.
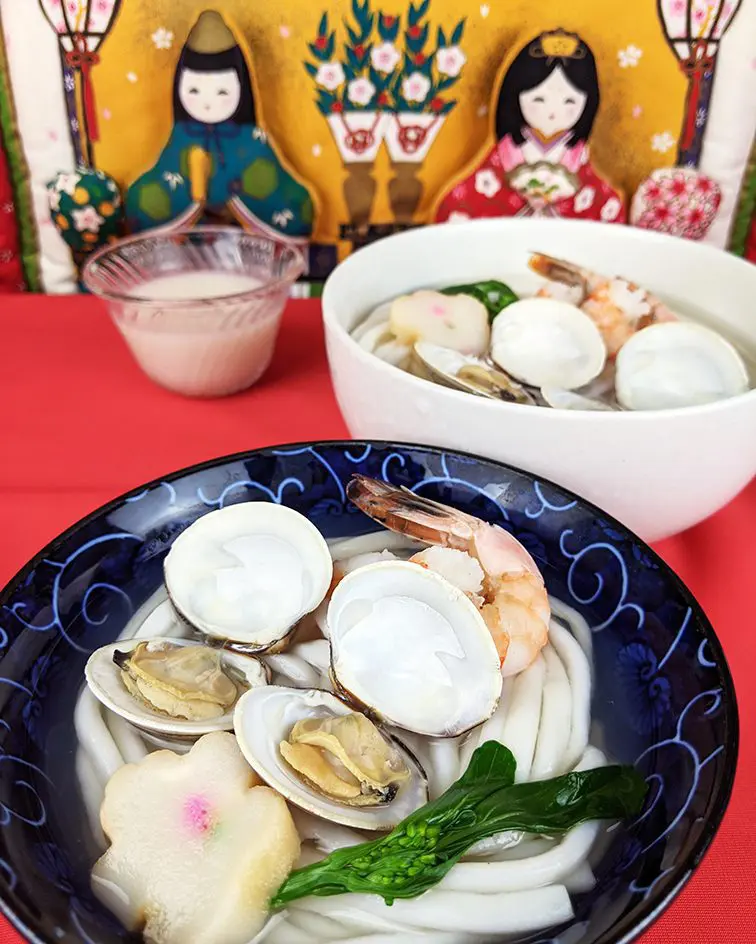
[295,845,325,868]
[549,596,593,662]
[474,674,513,751]
[500,654,545,782]
[438,821,599,893]
[265,653,321,688]
[105,710,150,765]
[531,645,572,779]
[290,808,365,853]
[574,746,607,771]
[563,862,596,893]
[286,907,356,940]
[75,688,125,783]
[427,738,460,798]
[263,921,312,944]
[332,935,473,944]
[294,886,574,934]
[549,620,593,770]
[490,837,555,861]
[75,749,107,850]
[351,302,392,341]
[327,531,418,559]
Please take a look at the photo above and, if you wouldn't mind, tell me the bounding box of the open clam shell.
[327,561,503,737]
[413,341,536,405]
[490,297,607,390]
[615,321,749,410]
[234,686,428,830]
[85,637,268,738]
[164,503,333,650]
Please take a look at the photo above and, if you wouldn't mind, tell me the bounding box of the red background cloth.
[1,297,753,943]
[0,139,24,292]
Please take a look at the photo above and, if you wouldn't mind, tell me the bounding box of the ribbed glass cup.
[82,227,305,398]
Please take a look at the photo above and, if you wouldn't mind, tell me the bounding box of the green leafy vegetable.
[442,280,519,321]
[272,742,647,908]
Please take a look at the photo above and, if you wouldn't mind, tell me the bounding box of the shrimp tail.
[528,253,586,290]
[347,475,474,550]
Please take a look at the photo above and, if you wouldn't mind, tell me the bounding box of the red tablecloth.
[1,296,753,943]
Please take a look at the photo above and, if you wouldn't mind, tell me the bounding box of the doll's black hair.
[172,44,256,125]
[495,34,600,147]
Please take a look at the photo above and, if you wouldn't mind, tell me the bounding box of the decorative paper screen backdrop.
[0,0,754,292]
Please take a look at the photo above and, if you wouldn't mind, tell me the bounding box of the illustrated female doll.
[126,10,314,242]
[433,30,625,224]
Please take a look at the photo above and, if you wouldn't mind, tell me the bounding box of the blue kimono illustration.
[125,10,313,241]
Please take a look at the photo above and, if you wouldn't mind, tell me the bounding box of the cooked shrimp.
[529,253,677,356]
[346,475,550,676]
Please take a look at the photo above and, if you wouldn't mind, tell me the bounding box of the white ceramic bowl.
[322,218,756,542]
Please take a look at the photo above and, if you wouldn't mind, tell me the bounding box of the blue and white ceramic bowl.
[0,442,737,944]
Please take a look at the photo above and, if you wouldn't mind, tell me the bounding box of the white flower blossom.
[371,41,401,74]
[315,62,345,91]
[436,45,467,77]
[64,73,75,92]
[618,45,643,68]
[252,127,268,142]
[474,168,502,199]
[162,172,184,191]
[126,71,138,83]
[401,71,431,103]
[55,173,81,195]
[72,206,105,232]
[151,27,174,50]
[601,197,622,222]
[448,211,471,223]
[347,77,376,107]
[272,209,294,228]
[574,186,595,213]
[651,131,676,153]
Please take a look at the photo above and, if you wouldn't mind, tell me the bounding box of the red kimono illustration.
[435,131,625,224]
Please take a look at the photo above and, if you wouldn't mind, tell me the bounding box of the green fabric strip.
[0,13,41,291]
[729,136,756,258]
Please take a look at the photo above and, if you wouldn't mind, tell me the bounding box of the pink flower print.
[666,175,689,200]
[183,795,216,838]
[632,105,643,119]
[371,42,401,74]
[671,0,685,13]
[435,46,467,78]
[67,1,77,14]
[696,176,716,195]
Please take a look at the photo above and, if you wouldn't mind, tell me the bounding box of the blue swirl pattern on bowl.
[0,442,737,944]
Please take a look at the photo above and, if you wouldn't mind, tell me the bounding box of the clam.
[327,561,502,737]
[615,321,750,411]
[413,341,536,405]
[234,686,428,830]
[85,637,268,737]
[490,297,607,390]
[164,503,333,650]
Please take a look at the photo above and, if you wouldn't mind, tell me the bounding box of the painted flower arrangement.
[630,167,722,240]
[304,0,466,119]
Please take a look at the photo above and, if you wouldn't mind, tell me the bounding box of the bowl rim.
[81,225,306,307]
[321,218,756,420]
[0,439,739,944]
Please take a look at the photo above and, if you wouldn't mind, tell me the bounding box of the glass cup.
[82,227,306,398]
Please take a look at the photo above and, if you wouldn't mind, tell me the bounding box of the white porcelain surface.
[322,218,756,542]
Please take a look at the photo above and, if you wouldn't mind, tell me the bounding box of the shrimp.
[346,475,550,677]
[529,252,678,356]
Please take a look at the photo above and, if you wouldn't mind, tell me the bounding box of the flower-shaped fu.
[92,732,300,944]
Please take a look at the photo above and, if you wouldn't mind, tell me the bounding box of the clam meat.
[234,686,428,830]
[413,341,536,404]
[85,637,268,737]
[164,503,333,649]
[327,560,503,737]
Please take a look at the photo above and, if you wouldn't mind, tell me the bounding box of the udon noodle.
[74,531,603,944]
